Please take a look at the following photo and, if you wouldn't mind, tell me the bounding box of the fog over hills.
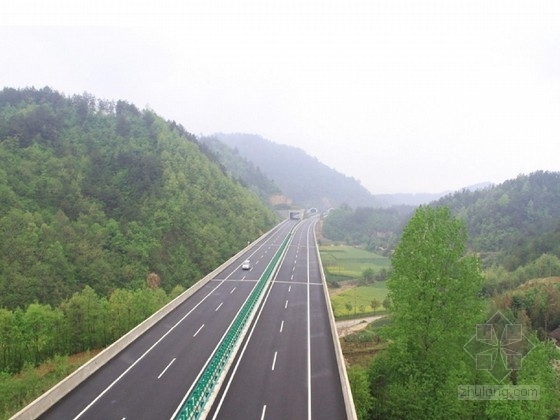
[205,133,479,209]
[205,133,379,209]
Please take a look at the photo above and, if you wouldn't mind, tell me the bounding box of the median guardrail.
[175,227,292,420]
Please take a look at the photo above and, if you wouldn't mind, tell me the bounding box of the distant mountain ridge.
[204,133,485,209]
[205,133,383,209]
[375,182,493,206]
[199,135,282,203]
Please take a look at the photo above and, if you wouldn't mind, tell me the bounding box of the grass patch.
[320,244,391,318]
[331,281,389,318]
[320,244,390,283]
[0,350,101,419]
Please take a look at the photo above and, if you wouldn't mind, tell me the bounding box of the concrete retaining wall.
[313,222,358,420]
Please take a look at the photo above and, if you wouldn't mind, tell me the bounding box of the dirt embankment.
[336,315,386,338]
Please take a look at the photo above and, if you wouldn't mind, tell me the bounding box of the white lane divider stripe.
[193,324,205,337]
[157,358,176,379]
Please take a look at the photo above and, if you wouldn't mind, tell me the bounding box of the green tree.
[21,303,61,365]
[61,286,106,353]
[362,267,375,284]
[484,337,559,419]
[0,308,20,373]
[347,365,373,420]
[370,206,485,419]
[381,296,391,311]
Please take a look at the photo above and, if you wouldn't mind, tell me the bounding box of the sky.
[2,1,560,194]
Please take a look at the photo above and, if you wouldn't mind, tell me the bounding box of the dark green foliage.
[347,365,373,419]
[0,87,276,309]
[434,171,560,269]
[323,172,560,302]
[322,205,414,252]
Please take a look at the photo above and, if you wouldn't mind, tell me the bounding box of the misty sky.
[2,1,560,194]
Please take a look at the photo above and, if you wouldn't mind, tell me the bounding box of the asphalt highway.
[208,216,346,420]
[41,220,296,420]
[40,216,347,420]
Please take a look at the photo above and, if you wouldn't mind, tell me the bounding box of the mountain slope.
[434,171,560,268]
[0,87,276,309]
[208,133,383,209]
[322,171,560,271]
[199,135,282,204]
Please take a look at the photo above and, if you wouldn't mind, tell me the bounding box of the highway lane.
[40,219,297,420]
[209,216,347,419]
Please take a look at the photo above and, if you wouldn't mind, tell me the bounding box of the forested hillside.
[199,135,282,204]
[434,171,560,269]
[322,205,415,253]
[0,87,276,310]
[208,133,384,209]
[323,171,560,265]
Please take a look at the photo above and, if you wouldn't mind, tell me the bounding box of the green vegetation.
[370,207,485,418]
[0,352,99,419]
[323,171,560,276]
[491,277,560,339]
[0,285,182,418]
[0,87,276,310]
[198,135,282,203]
[321,245,390,283]
[330,282,388,318]
[0,87,277,418]
[434,171,560,269]
[322,205,414,254]
[345,207,560,419]
[0,285,180,374]
[320,245,390,318]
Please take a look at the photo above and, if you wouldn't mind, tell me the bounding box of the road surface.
[39,217,349,420]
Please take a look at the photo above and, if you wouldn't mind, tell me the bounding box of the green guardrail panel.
[175,228,293,420]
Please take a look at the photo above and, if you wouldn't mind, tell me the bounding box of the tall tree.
[370,206,485,419]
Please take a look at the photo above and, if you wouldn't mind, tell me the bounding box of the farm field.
[319,245,390,318]
[320,245,390,282]
[330,281,389,318]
